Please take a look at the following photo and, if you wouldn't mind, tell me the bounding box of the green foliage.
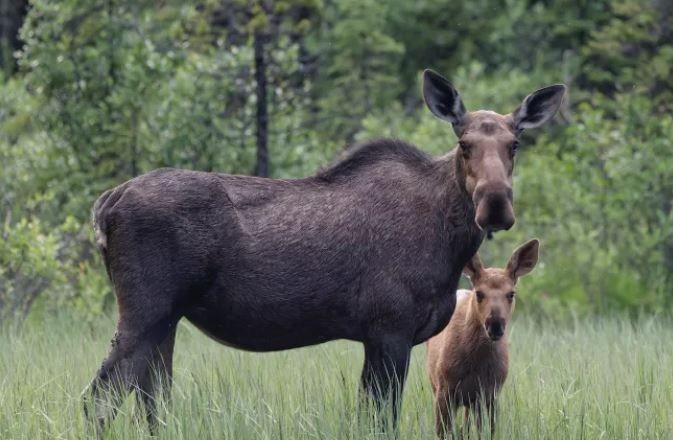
[17,0,196,219]
[0,214,111,323]
[0,218,64,321]
[512,93,673,313]
[1,0,673,319]
[316,0,404,139]
[581,0,673,108]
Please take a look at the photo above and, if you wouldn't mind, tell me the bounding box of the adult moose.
[85,69,565,433]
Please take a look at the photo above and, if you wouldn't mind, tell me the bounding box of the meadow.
[1,315,672,439]
[2,2,673,438]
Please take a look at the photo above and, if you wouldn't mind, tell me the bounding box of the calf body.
[427,289,508,437]
[427,239,540,438]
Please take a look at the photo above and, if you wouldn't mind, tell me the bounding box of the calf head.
[463,239,540,341]
[423,69,566,233]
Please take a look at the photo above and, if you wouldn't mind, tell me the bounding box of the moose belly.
[412,273,462,344]
[183,290,359,352]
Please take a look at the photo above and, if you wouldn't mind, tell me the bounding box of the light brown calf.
[426,239,539,438]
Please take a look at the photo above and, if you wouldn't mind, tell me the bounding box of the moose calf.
[426,239,539,438]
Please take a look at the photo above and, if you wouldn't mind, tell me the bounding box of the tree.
[209,0,320,177]
[314,0,403,142]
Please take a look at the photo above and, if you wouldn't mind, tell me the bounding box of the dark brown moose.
[84,69,565,433]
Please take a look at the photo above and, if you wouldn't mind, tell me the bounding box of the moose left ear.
[506,239,540,280]
[422,69,467,137]
[512,85,566,133]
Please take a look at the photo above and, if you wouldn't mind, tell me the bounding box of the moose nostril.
[502,216,515,231]
[487,193,508,212]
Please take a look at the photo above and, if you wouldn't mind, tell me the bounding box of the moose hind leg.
[360,334,412,426]
[84,313,179,436]
[135,326,177,434]
[84,330,148,436]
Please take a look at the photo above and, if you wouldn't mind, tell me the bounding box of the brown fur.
[427,239,540,438]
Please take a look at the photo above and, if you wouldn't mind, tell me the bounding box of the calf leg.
[471,395,496,438]
[470,398,496,439]
[486,398,496,438]
[464,405,476,439]
[360,334,412,426]
[434,390,453,439]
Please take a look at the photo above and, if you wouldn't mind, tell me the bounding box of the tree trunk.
[253,31,269,177]
[0,0,28,75]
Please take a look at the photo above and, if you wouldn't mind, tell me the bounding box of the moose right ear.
[512,84,566,133]
[463,252,483,281]
[422,69,467,136]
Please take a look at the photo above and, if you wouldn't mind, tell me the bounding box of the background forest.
[1,0,673,323]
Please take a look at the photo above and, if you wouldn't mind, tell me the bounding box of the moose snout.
[474,184,515,233]
[485,317,506,341]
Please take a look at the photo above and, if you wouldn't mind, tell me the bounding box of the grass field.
[1,314,672,439]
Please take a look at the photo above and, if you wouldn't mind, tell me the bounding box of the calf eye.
[476,291,485,303]
[459,141,471,158]
[506,292,516,302]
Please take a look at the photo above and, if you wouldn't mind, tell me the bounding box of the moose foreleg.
[360,334,412,427]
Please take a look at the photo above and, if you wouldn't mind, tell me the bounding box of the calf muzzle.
[485,317,506,341]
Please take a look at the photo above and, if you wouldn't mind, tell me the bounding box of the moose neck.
[432,147,481,240]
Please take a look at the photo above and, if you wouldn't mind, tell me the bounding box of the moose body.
[85,70,565,434]
[96,142,481,352]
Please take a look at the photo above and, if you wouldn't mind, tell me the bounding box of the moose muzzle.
[473,182,514,233]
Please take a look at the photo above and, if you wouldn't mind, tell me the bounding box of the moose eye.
[476,291,485,303]
[506,292,516,302]
[510,141,520,156]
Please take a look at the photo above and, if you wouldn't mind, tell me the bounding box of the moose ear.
[422,69,467,136]
[512,84,566,133]
[506,239,540,280]
[463,252,484,281]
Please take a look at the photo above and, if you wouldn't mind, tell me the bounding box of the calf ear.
[512,85,566,133]
[506,239,540,280]
[463,252,484,281]
[422,69,467,136]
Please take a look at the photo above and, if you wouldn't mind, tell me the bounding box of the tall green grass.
[1,315,672,439]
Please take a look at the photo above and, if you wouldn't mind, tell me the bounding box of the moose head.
[423,69,566,234]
